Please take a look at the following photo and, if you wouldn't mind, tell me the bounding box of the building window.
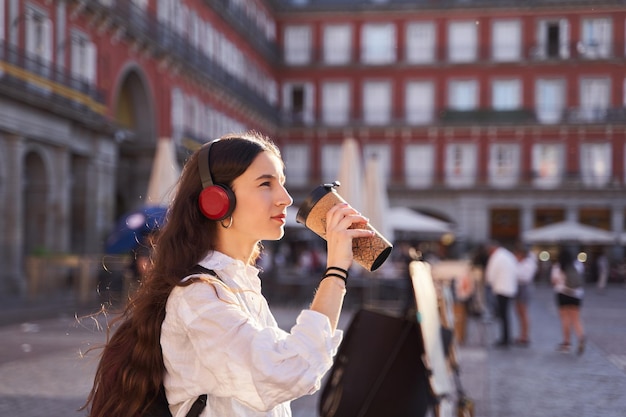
[448,21,477,63]
[580,143,611,187]
[322,81,350,125]
[535,79,565,124]
[282,82,314,124]
[25,7,52,62]
[406,22,435,64]
[171,88,184,144]
[406,80,434,124]
[361,23,396,64]
[580,17,611,59]
[579,77,610,122]
[321,144,342,182]
[492,79,521,110]
[445,143,477,188]
[448,79,478,111]
[533,19,570,59]
[492,19,521,62]
[488,143,519,187]
[405,144,434,188]
[363,80,391,125]
[532,143,563,188]
[284,25,311,65]
[283,144,310,187]
[0,0,5,42]
[363,144,392,181]
[70,33,96,84]
[323,24,352,65]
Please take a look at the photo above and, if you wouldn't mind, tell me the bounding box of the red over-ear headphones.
[197,140,236,221]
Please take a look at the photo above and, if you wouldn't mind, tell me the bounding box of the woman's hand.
[324,203,375,271]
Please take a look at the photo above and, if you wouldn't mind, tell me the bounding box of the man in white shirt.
[485,241,518,348]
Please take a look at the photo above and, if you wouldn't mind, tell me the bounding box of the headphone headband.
[198,140,219,189]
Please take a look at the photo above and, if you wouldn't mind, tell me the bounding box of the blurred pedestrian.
[596,252,609,291]
[513,244,537,346]
[551,247,586,355]
[83,132,375,417]
[485,241,518,348]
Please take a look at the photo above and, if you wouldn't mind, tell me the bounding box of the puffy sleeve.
[161,280,342,412]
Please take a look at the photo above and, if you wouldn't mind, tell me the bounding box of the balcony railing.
[0,40,107,125]
[272,0,626,11]
[282,40,623,67]
[280,106,626,128]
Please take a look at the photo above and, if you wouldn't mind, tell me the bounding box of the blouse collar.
[197,250,261,292]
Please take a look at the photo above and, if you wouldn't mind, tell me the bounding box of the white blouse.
[161,251,343,417]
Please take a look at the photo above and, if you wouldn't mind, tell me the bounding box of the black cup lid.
[296,181,340,225]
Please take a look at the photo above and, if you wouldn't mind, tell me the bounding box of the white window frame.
[70,31,96,84]
[445,143,477,188]
[488,143,520,188]
[405,144,434,188]
[579,77,610,122]
[579,17,612,59]
[323,24,352,65]
[363,144,392,181]
[321,144,342,182]
[492,19,521,62]
[283,144,311,187]
[406,80,435,125]
[282,81,315,125]
[532,143,564,188]
[284,25,312,65]
[448,21,477,63]
[535,79,565,124]
[534,19,570,59]
[321,81,350,125]
[361,23,396,65]
[492,79,521,110]
[25,6,52,63]
[363,80,392,125]
[406,21,435,64]
[580,142,611,187]
[448,79,478,111]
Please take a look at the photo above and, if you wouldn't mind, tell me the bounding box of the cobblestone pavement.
[0,283,624,417]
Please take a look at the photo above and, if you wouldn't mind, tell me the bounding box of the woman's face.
[229,151,293,242]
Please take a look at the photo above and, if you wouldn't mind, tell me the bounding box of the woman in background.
[551,248,586,355]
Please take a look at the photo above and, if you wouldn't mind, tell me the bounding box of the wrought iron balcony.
[0,40,107,128]
[81,0,279,123]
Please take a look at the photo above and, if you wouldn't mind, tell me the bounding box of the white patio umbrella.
[364,154,393,243]
[146,137,181,206]
[388,207,453,237]
[522,220,615,245]
[337,137,365,213]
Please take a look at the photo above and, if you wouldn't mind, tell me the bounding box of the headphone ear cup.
[198,184,236,221]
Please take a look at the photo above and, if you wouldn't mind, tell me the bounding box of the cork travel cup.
[296,182,393,272]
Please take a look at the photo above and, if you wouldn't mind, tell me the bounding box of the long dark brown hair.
[84,132,281,417]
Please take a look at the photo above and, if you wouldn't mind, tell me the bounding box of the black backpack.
[564,265,583,289]
[145,386,206,417]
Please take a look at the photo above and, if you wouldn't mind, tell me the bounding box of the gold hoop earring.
[220,216,233,229]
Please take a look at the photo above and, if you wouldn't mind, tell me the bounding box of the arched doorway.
[23,151,48,257]
[113,67,156,219]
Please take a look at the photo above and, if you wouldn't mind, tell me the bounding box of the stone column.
[3,134,26,294]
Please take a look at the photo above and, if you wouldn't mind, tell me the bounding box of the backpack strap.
[171,265,213,417]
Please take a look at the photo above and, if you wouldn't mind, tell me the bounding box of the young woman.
[551,248,586,355]
[84,132,375,417]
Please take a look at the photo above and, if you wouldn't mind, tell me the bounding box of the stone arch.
[112,63,157,219]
